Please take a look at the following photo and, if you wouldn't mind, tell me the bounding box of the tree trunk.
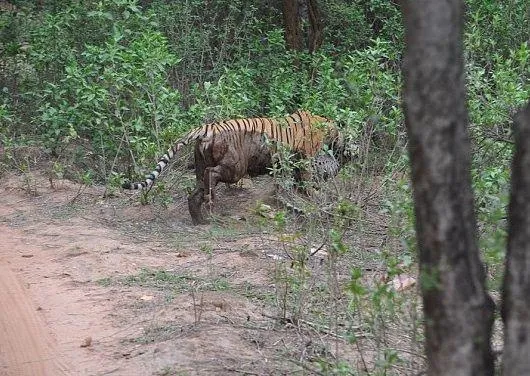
[502,102,530,375]
[307,0,323,53]
[282,0,322,53]
[400,1,495,374]
[282,0,302,51]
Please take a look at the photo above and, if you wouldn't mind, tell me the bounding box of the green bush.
[465,0,529,67]
[466,41,530,285]
[35,3,183,181]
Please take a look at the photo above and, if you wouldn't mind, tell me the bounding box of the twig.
[286,359,326,376]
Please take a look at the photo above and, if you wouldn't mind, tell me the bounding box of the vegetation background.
[1,0,529,374]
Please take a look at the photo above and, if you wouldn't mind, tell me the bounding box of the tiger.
[122,110,345,224]
[311,154,341,181]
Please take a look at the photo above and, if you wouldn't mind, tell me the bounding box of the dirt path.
[0,172,289,375]
[0,255,70,375]
[0,174,175,375]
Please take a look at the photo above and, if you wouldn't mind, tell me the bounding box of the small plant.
[121,268,195,292]
[135,323,182,344]
[96,277,112,287]
[155,366,182,376]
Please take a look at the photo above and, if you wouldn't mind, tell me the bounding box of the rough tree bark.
[282,0,322,53]
[400,1,495,374]
[282,0,302,51]
[502,102,530,375]
[307,0,323,53]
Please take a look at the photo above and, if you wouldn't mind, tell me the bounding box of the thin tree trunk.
[307,0,323,53]
[400,0,495,374]
[502,102,530,375]
[282,0,302,51]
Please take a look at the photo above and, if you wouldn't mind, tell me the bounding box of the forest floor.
[0,163,417,376]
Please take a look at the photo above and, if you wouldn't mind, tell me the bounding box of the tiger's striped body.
[123,110,343,224]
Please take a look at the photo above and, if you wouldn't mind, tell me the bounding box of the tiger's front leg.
[188,166,224,225]
[188,186,208,225]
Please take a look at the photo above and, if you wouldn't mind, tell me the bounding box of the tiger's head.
[321,120,350,164]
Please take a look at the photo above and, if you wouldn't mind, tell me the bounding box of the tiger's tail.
[122,140,188,190]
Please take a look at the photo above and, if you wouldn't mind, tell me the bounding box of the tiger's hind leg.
[203,167,221,208]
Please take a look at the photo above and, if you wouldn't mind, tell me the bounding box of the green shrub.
[465,0,529,67]
[35,3,183,181]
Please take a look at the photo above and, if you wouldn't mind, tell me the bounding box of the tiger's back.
[193,110,333,155]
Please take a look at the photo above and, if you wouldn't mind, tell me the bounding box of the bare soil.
[0,169,406,375]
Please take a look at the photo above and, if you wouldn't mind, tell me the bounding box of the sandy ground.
[0,171,338,376]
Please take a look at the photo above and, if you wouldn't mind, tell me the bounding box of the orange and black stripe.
[122,111,338,190]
